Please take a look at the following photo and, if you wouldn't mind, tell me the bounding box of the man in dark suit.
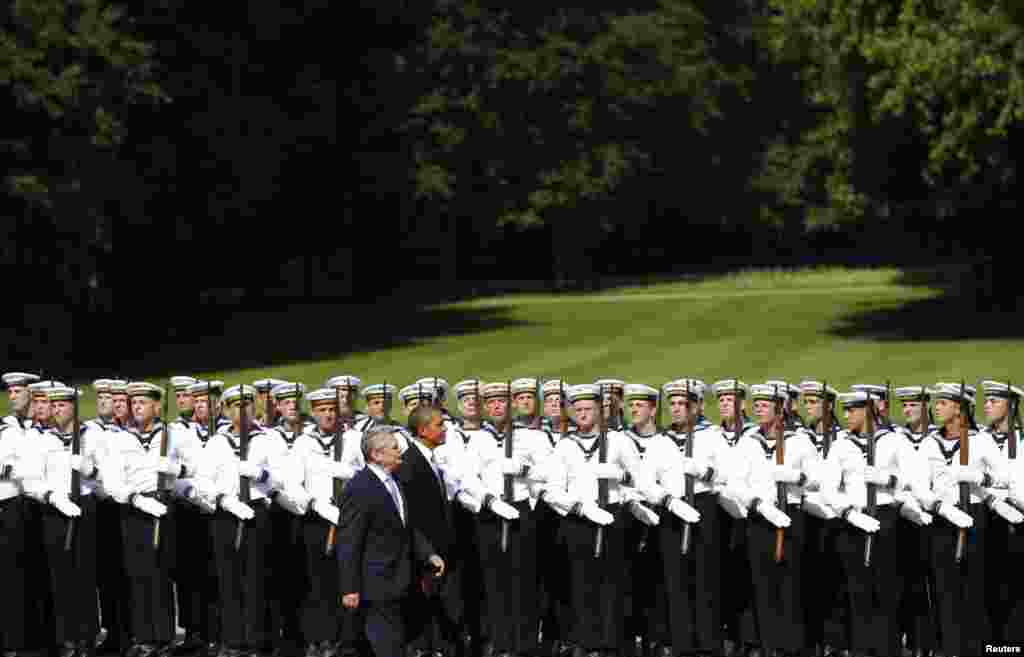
[396,405,460,657]
[340,425,445,657]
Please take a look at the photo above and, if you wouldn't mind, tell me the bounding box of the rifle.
[595,384,609,558]
[559,382,569,435]
[236,388,251,550]
[682,380,696,555]
[535,376,543,429]
[264,385,275,429]
[955,380,970,563]
[1008,380,1017,461]
[821,381,832,458]
[325,384,345,556]
[864,388,878,567]
[154,383,172,549]
[64,385,81,551]
[773,385,786,563]
[501,379,514,553]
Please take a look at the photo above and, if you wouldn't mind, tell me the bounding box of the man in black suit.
[396,405,460,657]
[340,425,445,657]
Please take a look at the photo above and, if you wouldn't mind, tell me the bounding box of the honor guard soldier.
[170,381,225,657]
[914,383,1015,657]
[253,379,288,429]
[619,383,667,655]
[714,379,753,446]
[359,383,399,432]
[794,380,845,656]
[3,371,40,430]
[725,384,810,657]
[290,387,357,657]
[766,380,804,429]
[89,379,132,656]
[449,379,492,657]
[639,381,729,657]
[979,380,1024,643]
[462,380,558,657]
[890,385,937,657]
[850,384,893,431]
[710,379,759,657]
[266,382,320,656]
[511,377,544,430]
[0,387,45,657]
[411,377,460,429]
[550,383,654,657]
[325,375,366,432]
[37,385,101,657]
[822,391,929,657]
[197,384,308,657]
[103,382,184,657]
[542,378,575,436]
[595,379,626,431]
[27,380,64,429]
[171,376,198,424]
[110,380,133,429]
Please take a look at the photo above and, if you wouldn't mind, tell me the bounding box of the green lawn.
[68,266,1019,425]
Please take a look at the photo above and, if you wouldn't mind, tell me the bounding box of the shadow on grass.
[75,300,535,380]
[829,261,1024,341]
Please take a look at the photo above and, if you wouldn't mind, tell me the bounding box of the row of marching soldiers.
[1,373,1022,657]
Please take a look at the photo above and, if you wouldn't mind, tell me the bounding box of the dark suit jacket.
[339,466,434,602]
[395,441,455,560]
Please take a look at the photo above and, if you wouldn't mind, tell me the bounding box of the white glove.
[801,494,837,520]
[937,503,973,529]
[158,456,181,477]
[238,460,263,480]
[773,465,803,484]
[717,491,748,519]
[312,499,340,525]
[275,488,311,516]
[328,461,356,480]
[951,464,984,485]
[991,498,1024,524]
[500,458,523,475]
[592,463,624,480]
[899,499,932,526]
[667,498,700,523]
[862,465,893,487]
[758,501,792,528]
[221,496,255,521]
[52,494,82,518]
[629,501,660,526]
[456,490,483,514]
[846,510,880,533]
[133,495,168,518]
[680,457,705,478]
[186,487,217,514]
[488,498,520,520]
[70,453,96,475]
[580,503,614,526]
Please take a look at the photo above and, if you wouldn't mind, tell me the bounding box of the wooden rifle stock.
[864,394,878,567]
[774,388,786,563]
[955,380,970,562]
[64,386,81,551]
[595,384,609,558]
[236,389,251,550]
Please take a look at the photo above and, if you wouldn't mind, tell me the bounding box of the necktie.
[386,476,404,525]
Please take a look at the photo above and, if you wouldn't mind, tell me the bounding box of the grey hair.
[362,424,399,462]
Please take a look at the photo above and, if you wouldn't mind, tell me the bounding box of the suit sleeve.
[338,484,369,596]
[412,527,436,564]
